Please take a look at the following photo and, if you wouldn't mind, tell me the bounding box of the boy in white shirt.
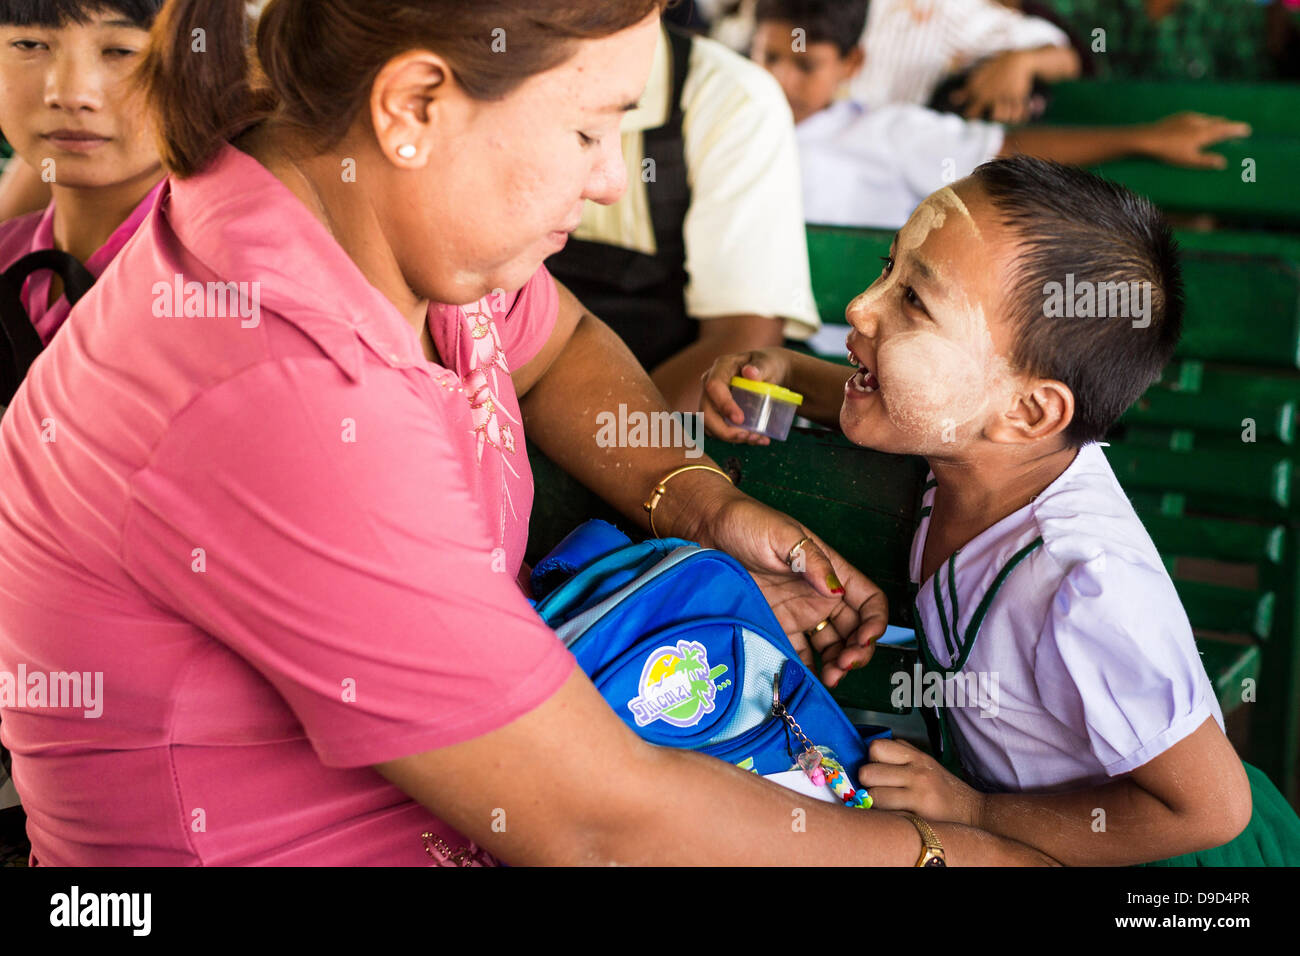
[706,0,1079,120]
[701,157,1300,864]
[752,0,1250,229]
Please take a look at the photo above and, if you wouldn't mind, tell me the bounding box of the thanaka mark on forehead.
[933,186,981,241]
[898,200,944,251]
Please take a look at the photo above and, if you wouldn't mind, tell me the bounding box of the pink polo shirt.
[0,180,164,344]
[0,144,575,866]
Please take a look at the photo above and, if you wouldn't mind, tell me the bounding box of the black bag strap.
[0,249,96,405]
[6,248,96,304]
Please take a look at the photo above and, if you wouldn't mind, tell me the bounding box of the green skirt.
[1142,763,1300,867]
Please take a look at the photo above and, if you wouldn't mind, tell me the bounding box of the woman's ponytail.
[138,0,274,177]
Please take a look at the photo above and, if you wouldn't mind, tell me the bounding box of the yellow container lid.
[729,376,803,405]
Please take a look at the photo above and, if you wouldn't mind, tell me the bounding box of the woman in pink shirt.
[0,1,165,345]
[0,0,1047,866]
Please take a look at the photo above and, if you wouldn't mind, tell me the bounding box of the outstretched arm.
[379,668,1058,865]
[1000,112,1251,169]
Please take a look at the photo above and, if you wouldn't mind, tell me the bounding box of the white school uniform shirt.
[796,100,1003,229]
[706,0,1068,110]
[909,443,1224,793]
[852,0,1070,110]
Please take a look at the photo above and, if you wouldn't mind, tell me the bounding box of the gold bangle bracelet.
[642,464,733,539]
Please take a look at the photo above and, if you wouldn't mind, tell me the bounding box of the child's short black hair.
[754,0,869,57]
[968,156,1184,446]
[0,0,161,27]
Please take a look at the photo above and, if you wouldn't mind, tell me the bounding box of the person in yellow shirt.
[547,22,819,412]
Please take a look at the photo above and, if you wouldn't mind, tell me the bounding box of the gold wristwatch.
[902,813,947,867]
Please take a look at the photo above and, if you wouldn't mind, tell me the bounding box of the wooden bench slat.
[1139,512,1286,565]
[1174,580,1275,640]
[1103,442,1292,509]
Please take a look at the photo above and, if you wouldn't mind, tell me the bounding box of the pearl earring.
[397,144,417,159]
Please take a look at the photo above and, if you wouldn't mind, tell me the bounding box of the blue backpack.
[531,520,889,789]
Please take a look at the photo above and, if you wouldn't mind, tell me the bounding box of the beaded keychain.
[772,675,873,809]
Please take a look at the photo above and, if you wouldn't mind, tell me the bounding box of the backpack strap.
[6,249,96,305]
[530,519,635,598]
[0,249,96,405]
[0,272,40,406]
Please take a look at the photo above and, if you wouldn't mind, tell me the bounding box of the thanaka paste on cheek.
[878,331,986,435]
[877,297,1012,446]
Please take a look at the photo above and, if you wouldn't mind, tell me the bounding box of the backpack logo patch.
[628,640,729,728]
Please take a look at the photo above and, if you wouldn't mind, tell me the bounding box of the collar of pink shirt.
[163,143,433,382]
[23,178,166,344]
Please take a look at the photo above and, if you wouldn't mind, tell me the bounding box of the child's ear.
[988,379,1074,445]
[843,46,866,81]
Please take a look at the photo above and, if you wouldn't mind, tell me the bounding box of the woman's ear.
[369,49,453,166]
[988,379,1074,444]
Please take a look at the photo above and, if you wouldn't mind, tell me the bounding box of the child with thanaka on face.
[701,157,1300,865]
[0,0,165,343]
[750,0,1251,230]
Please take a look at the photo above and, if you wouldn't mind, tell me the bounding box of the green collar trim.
[919,536,1045,673]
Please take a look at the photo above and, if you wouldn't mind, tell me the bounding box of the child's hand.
[1136,112,1252,169]
[700,348,793,445]
[859,738,986,827]
[951,51,1035,124]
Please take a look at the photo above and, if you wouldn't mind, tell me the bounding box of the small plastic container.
[729,377,804,441]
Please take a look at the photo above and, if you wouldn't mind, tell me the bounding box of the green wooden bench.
[1160,360,1300,412]
[1041,80,1300,224]
[1045,80,1300,140]
[1100,439,1297,791]
[806,226,1300,369]
[1122,393,1295,444]
[1174,252,1300,368]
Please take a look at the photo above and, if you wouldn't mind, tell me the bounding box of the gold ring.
[786,536,813,567]
[805,616,833,639]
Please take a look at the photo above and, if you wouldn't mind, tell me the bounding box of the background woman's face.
[393,12,662,306]
[0,12,161,189]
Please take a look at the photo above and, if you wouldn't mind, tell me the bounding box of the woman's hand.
[700,348,794,446]
[859,737,987,827]
[697,493,888,687]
